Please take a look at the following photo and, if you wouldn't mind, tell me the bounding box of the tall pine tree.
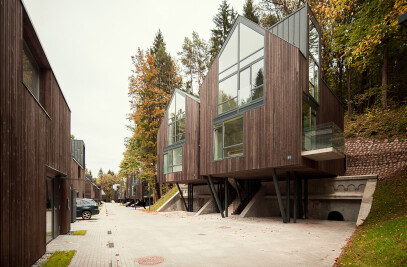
[209,0,237,62]
[243,0,260,24]
[150,30,182,95]
[178,32,210,95]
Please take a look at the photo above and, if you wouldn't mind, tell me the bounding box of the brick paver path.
[46,203,355,266]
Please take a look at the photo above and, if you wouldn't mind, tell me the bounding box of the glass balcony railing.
[302,122,344,154]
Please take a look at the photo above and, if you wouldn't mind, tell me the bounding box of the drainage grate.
[135,256,165,265]
[108,230,112,234]
[108,242,114,248]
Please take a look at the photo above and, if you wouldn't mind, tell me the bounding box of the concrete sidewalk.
[44,203,355,266]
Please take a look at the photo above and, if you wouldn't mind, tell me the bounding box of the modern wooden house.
[157,89,201,184]
[0,2,77,265]
[157,5,346,222]
[84,176,101,202]
[124,174,144,201]
[70,140,86,198]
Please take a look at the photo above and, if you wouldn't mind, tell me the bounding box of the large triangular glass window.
[218,21,264,115]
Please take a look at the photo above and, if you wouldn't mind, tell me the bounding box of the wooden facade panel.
[1,2,73,265]
[199,58,218,176]
[70,158,85,198]
[318,80,344,129]
[157,111,168,184]
[182,97,200,182]
[159,94,201,184]
[269,33,301,168]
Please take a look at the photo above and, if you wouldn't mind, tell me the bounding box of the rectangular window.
[163,147,183,174]
[214,116,244,160]
[251,59,264,101]
[302,101,317,151]
[163,153,168,174]
[239,59,264,106]
[214,125,223,160]
[309,58,319,103]
[309,21,319,62]
[239,68,251,106]
[168,93,186,145]
[218,74,238,114]
[23,42,40,101]
[308,20,320,103]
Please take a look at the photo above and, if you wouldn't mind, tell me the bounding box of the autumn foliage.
[121,37,181,200]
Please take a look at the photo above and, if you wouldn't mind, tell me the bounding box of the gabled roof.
[171,88,200,104]
[159,89,199,128]
[218,4,317,60]
[218,15,266,58]
[269,4,321,58]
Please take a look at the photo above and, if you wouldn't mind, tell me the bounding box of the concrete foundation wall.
[241,175,377,222]
[159,185,213,212]
[161,176,376,224]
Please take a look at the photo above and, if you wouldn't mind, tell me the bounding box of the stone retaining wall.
[345,138,407,179]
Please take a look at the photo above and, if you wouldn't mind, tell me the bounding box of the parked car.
[76,198,99,220]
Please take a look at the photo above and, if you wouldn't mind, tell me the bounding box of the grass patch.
[149,186,179,212]
[43,250,75,267]
[345,107,407,140]
[72,230,87,236]
[337,167,407,266]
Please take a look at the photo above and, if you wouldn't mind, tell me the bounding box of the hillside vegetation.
[336,168,407,266]
[149,186,178,212]
[345,107,407,140]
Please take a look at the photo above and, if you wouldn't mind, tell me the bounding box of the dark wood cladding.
[180,96,200,183]
[124,175,144,200]
[200,33,302,178]
[268,33,301,168]
[157,94,201,184]
[157,111,168,184]
[318,80,344,129]
[84,178,101,200]
[1,2,73,266]
[70,158,86,198]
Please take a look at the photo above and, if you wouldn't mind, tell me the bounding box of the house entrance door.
[46,177,53,243]
[46,177,60,243]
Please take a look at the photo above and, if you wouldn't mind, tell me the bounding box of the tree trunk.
[347,66,352,116]
[338,57,343,102]
[154,175,161,200]
[381,39,388,109]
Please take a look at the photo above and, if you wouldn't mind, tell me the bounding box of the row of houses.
[156,5,376,222]
[0,2,101,266]
[116,174,146,203]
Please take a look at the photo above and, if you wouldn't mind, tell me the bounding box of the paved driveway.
[46,203,355,266]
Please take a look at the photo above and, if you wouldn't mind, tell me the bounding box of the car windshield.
[77,199,96,205]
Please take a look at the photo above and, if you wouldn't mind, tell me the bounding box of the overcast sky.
[23,0,247,176]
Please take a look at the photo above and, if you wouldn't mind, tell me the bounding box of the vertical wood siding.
[70,158,85,198]
[1,2,73,265]
[157,111,168,184]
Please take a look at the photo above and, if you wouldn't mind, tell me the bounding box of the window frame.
[217,21,266,116]
[163,146,183,174]
[22,40,41,101]
[308,19,320,103]
[167,93,186,146]
[213,115,244,161]
[302,96,318,151]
